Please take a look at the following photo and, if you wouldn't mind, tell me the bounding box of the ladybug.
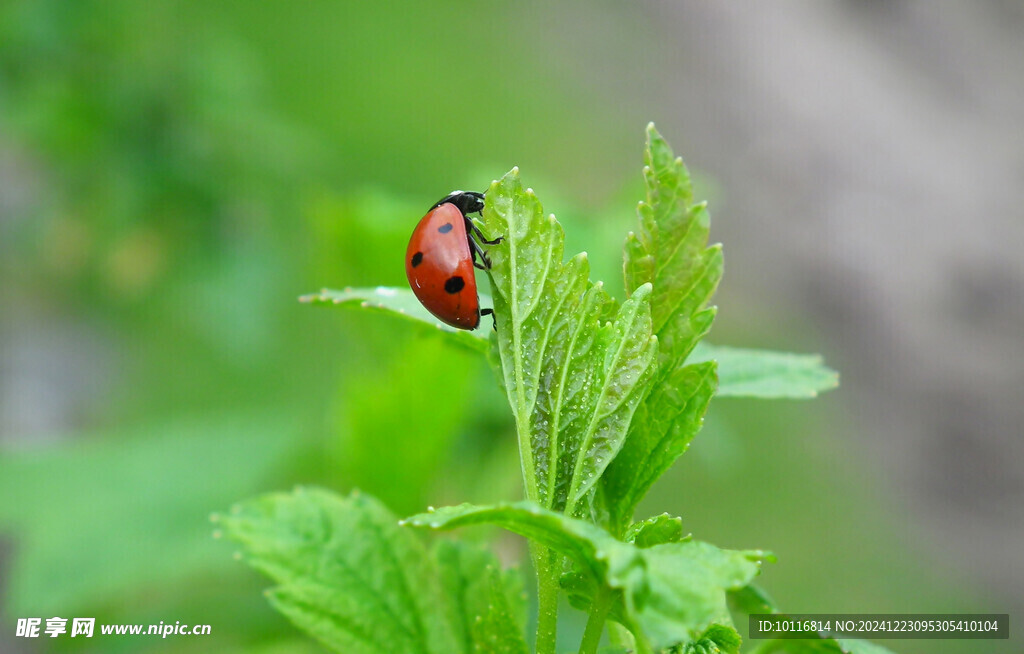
[405,190,500,330]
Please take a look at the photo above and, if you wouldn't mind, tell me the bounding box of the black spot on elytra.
[410,251,423,267]
[444,276,465,294]
[438,223,454,234]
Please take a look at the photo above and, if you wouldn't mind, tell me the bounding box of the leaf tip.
[748,549,777,564]
[632,282,654,300]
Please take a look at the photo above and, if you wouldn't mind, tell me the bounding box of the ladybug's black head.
[435,190,485,216]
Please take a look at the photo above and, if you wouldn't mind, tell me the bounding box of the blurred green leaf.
[435,541,529,654]
[332,337,481,515]
[300,287,489,354]
[481,169,658,514]
[403,501,762,651]
[217,487,463,654]
[834,639,898,654]
[691,344,839,399]
[727,583,778,617]
[0,411,302,615]
[749,639,896,654]
[750,643,841,654]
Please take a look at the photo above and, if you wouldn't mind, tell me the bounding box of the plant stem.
[533,545,559,654]
[578,585,612,654]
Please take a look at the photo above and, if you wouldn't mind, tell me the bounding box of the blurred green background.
[2,1,1020,652]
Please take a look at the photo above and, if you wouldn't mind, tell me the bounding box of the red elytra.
[405,193,493,330]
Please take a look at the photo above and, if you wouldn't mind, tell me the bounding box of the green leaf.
[562,547,754,653]
[625,123,722,366]
[603,360,717,532]
[690,344,839,399]
[682,623,743,653]
[300,286,489,354]
[404,501,639,584]
[602,125,723,534]
[434,540,529,654]
[299,289,837,400]
[749,643,842,654]
[480,169,658,514]
[629,544,758,650]
[624,513,688,548]
[217,487,462,654]
[834,639,898,654]
[403,502,761,651]
[472,570,530,654]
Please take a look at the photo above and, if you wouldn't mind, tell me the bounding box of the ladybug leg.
[466,218,502,245]
[465,216,497,269]
[481,308,497,331]
[468,235,491,270]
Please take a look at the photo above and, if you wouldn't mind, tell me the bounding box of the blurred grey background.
[611,0,1024,627]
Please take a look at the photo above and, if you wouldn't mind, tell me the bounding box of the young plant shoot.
[217,126,887,654]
